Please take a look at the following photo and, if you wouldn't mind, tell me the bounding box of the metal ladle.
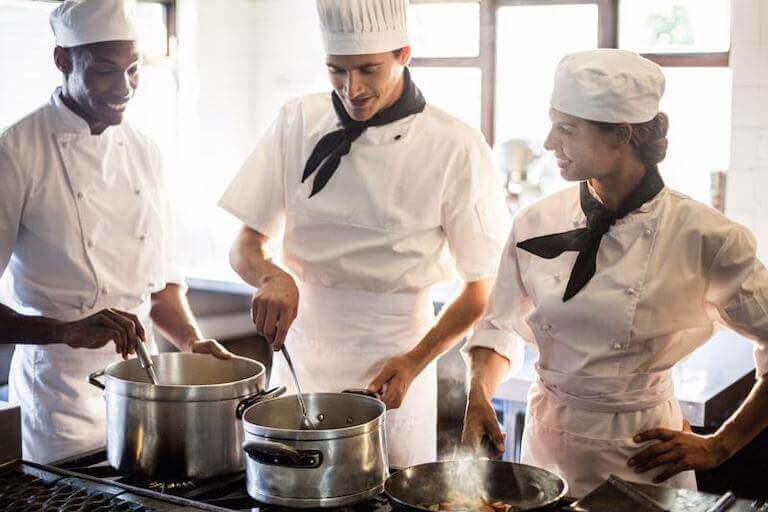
[134,339,159,385]
[280,345,316,429]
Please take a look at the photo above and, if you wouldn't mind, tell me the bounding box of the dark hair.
[590,112,670,169]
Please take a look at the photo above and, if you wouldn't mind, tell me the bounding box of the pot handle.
[242,439,323,469]
[88,370,106,390]
[235,385,286,420]
[342,388,382,401]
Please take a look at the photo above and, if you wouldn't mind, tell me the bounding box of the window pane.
[619,0,731,54]
[658,68,732,203]
[136,3,168,58]
[494,5,598,201]
[410,67,481,130]
[409,2,479,58]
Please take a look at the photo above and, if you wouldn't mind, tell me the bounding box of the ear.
[614,124,633,147]
[398,45,412,66]
[54,46,73,74]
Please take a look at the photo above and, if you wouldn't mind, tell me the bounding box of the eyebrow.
[326,61,383,70]
[94,55,141,67]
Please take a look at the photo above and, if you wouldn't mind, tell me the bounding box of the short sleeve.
[442,133,511,282]
[0,140,25,276]
[705,222,768,376]
[461,223,534,376]
[218,105,289,238]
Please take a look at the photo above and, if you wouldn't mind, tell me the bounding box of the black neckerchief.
[516,167,665,302]
[301,67,426,198]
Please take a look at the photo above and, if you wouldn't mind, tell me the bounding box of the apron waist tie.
[535,365,675,413]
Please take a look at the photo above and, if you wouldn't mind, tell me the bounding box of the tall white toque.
[317,0,410,55]
[551,49,665,124]
[50,0,138,48]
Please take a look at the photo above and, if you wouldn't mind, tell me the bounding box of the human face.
[326,47,410,122]
[543,108,622,182]
[57,40,140,132]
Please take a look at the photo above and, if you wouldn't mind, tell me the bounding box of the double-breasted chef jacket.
[219,92,511,467]
[0,89,183,463]
[463,183,768,496]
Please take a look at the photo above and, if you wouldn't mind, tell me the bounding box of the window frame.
[410,0,730,146]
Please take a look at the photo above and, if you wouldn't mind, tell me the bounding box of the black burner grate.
[0,471,159,512]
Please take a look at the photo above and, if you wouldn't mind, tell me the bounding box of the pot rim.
[242,392,385,441]
[101,353,267,402]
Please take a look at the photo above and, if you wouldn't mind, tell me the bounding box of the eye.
[558,125,572,135]
[360,66,379,75]
[327,67,344,75]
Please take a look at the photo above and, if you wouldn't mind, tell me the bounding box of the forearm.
[408,279,491,373]
[230,226,289,288]
[711,375,768,459]
[468,347,510,401]
[150,284,202,351]
[0,302,64,344]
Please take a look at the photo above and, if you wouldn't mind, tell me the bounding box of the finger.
[99,315,127,357]
[653,461,688,483]
[212,341,233,360]
[367,366,396,393]
[274,320,291,352]
[635,450,684,473]
[262,306,280,345]
[485,419,506,455]
[629,441,675,467]
[252,299,267,336]
[634,429,676,443]
[682,419,692,433]
[117,310,147,342]
[103,309,140,356]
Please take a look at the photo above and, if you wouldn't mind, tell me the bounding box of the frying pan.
[385,460,568,512]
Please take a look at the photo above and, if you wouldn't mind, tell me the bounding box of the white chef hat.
[317,0,409,55]
[50,0,138,48]
[551,49,665,124]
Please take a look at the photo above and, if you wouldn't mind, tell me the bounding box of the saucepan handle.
[235,385,286,419]
[88,370,106,390]
[242,439,323,469]
[342,388,382,401]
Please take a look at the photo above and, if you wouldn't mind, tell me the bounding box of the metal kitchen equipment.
[242,390,388,508]
[280,345,316,429]
[384,459,568,512]
[135,339,159,385]
[0,401,21,467]
[88,352,283,479]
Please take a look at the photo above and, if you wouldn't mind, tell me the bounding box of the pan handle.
[235,386,286,419]
[242,439,323,469]
[88,370,106,390]
[342,388,382,401]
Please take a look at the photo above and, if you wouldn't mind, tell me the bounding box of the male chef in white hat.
[0,0,230,463]
[220,0,511,467]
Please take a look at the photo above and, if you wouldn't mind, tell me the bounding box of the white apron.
[8,302,155,464]
[520,366,697,498]
[271,282,437,469]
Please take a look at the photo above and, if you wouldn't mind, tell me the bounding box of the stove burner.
[0,471,157,512]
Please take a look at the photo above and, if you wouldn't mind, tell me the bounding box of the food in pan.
[417,498,521,512]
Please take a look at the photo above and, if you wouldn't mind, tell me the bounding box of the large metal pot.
[88,352,283,479]
[242,390,388,508]
[385,460,568,512]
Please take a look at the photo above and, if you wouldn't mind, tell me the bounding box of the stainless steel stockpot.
[242,390,388,508]
[88,352,283,479]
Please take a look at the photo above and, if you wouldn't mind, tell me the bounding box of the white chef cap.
[317,0,409,55]
[50,0,138,48]
[551,49,665,124]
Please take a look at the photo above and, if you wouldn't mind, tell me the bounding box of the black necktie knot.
[586,208,617,235]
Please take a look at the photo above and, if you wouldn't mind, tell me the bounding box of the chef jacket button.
[613,342,623,350]
[644,228,653,236]
[101,286,109,295]
[134,188,141,195]
[541,323,552,332]
[394,134,402,141]
[76,191,84,200]
[572,220,580,227]
[86,239,95,248]
[61,141,68,148]
[625,287,636,295]
[553,274,561,283]
[148,281,155,288]
[139,234,147,242]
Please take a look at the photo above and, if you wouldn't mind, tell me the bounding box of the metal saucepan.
[88,352,284,479]
[385,460,568,512]
[242,389,388,508]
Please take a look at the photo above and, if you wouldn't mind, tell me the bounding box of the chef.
[219,0,510,467]
[461,49,768,497]
[0,0,231,464]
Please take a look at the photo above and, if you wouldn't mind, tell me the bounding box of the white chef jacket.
[219,92,511,292]
[463,183,768,495]
[0,89,184,462]
[0,88,184,321]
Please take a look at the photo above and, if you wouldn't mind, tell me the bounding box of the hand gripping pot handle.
[341,388,382,400]
[242,439,323,469]
[235,385,286,419]
[88,370,106,390]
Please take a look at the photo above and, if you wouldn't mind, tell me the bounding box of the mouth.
[348,96,373,109]
[102,100,129,113]
[556,158,572,170]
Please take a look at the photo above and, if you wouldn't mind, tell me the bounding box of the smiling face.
[326,47,410,122]
[55,40,140,133]
[543,108,626,182]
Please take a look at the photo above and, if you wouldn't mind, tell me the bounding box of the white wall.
[727,0,768,260]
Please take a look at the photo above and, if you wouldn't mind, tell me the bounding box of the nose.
[113,71,133,99]
[344,71,365,98]
[543,127,556,151]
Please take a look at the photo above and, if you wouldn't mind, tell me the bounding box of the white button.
[572,220,580,227]
[553,274,561,283]
[86,239,95,248]
[644,228,652,236]
[101,287,109,295]
[541,323,552,332]
[148,281,155,288]
[139,234,147,242]
[625,287,635,295]
[76,192,84,200]
[134,188,141,196]
[613,342,623,350]
[61,141,68,148]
